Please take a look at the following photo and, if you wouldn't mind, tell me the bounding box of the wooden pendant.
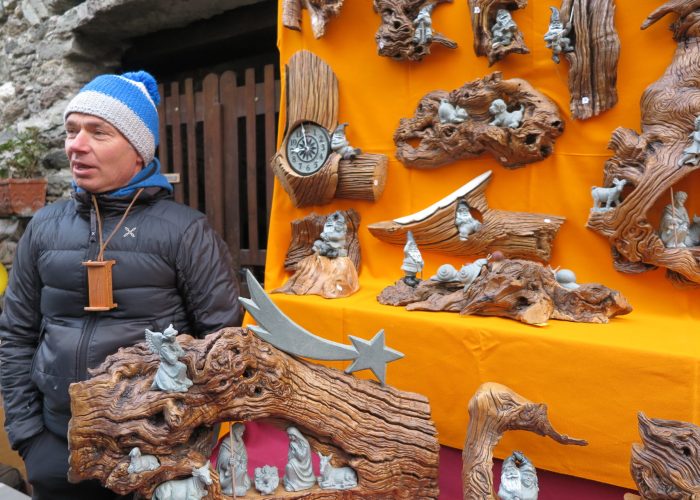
[368,171,565,263]
[394,72,564,170]
[68,328,440,498]
[586,1,700,285]
[468,0,530,66]
[82,260,117,311]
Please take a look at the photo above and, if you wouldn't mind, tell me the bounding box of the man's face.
[65,113,144,194]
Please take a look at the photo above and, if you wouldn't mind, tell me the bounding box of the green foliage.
[0,128,48,179]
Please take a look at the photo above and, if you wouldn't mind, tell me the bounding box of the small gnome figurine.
[401,231,423,287]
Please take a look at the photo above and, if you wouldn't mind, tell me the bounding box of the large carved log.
[378,258,632,325]
[282,0,345,38]
[68,328,440,498]
[468,0,529,65]
[586,2,700,285]
[373,0,457,61]
[368,171,565,263]
[462,382,588,499]
[552,0,620,119]
[394,73,564,169]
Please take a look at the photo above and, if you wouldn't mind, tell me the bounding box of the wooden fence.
[156,66,280,282]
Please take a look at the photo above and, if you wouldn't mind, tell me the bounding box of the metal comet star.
[240,270,403,384]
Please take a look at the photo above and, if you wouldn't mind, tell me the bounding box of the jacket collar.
[73,186,171,217]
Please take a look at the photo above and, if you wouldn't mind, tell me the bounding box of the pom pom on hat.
[64,70,160,165]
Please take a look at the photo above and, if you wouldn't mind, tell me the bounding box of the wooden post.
[82,260,117,311]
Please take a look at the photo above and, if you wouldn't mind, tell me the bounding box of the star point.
[345,329,404,385]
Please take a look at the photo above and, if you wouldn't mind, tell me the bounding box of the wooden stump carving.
[586,2,700,285]
[394,73,564,169]
[468,0,529,66]
[282,0,345,38]
[462,383,588,500]
[68,328,440,498]
[274,254,360,299]
[631,412,700,499]
[368,171,566,263]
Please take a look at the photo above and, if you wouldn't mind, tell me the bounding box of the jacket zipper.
[76,202,101,380]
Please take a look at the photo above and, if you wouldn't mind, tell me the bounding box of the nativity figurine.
[438,99,468,124]
[283,427,316,492]
[312,211,348,258]
[686,215,700,247]
[590,177,626,212]
[401,231,424,287]
[217,423,251,497]
[317,452,358,490]
[255,465,280,495]
[497,451,539,500]
[678,115,700,167]
[331,123,361,160]
[146,325,193,393]
[152,463,212,500]
[127,447,160,474]
[455,201,482,240]
[658,191,690,249]
[489,99,524,129]
[491,9,518,49]
[544,6,574,63]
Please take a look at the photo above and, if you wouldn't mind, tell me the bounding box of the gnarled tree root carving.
[586,2,700,285]
[373,0,457,61]
[275,254,360,298]
[631,412,700,499]
[468,0,529,65]
[68,328,439,498]
[394,72,564,169]
[378,258,632,325]
[283,0,344,38]
[462,382,588,500]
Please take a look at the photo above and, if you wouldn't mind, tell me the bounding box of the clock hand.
[300,123,309,149]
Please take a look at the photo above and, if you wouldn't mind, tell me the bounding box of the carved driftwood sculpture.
[368,171,566,263]
[373,0,457,61]
[545,0,620,119]
[271,51,387,208]
[378,257,632,325]
[630,412,700,499]
[468,0,529,65]
[68,329,439,498]
[284,209,361,273]
[586,1,700,285]
[462,383,587,500]
[394,73,564,169]
[282,0,344,38]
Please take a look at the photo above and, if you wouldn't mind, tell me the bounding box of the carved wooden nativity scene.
[468,0,529,65]
[394,72,564,169]
[587,0,700,286]
[68,271,439,499]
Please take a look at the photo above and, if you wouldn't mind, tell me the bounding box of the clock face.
[286,122,332,176]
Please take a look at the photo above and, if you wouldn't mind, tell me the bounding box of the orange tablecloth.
[259,0,700,489]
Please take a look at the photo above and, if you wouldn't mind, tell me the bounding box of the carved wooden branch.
[368,171,565,263]
[631,412,700,499]
[550,0,620,119]
[462,382,588,499]
[394,73,564,169]
[378,258,631,325]
[468,0,529,65]
[68,328,440,498]
[282,0,345,38]
[586,3,700,285]
[284,209,361,273]
[373,0,457,61]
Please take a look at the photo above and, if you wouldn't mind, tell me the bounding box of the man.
[0,70,242,499]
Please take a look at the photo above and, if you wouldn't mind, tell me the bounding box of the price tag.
[582,96,590,105]
[474,6,481,13]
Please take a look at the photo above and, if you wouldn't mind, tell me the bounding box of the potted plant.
[0,127,48,216]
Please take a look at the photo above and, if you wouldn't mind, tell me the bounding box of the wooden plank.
[184,79,199,211]
[245,68,259,263]
[202,73,224,235]
[169,81,184,204]
[157,84,169,173]
[240,249,267,267]
[220,71,241,272]
[264,64,276,222]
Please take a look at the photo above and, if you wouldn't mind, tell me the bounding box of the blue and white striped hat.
[64,71,160,165]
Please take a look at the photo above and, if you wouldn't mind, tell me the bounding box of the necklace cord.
[91,188,145,261]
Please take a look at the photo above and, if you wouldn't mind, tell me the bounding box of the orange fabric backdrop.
[257,0,700,489]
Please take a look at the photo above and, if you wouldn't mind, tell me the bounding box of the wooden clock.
[271,50,387,208]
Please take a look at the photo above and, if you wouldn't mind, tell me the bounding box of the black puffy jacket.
[0,187,242,448]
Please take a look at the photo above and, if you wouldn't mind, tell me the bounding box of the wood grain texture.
[378,258,631,325]
[557,0,620,119]
[461,383,588,499]
[336,154,388,201]
[368,171,565,263]
[373,0,457,61]
[282,0,345,38]
[586,3,700,285]
[68,328,439,498]
[631,412,700,499]
[468,0,529,65]
[274,254,360,298]
[394,73,564,169]
[284,210,361,272]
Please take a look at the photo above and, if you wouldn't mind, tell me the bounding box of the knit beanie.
[64,71,160,165]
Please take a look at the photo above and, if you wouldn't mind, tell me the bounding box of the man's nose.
[67,129,90,154]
